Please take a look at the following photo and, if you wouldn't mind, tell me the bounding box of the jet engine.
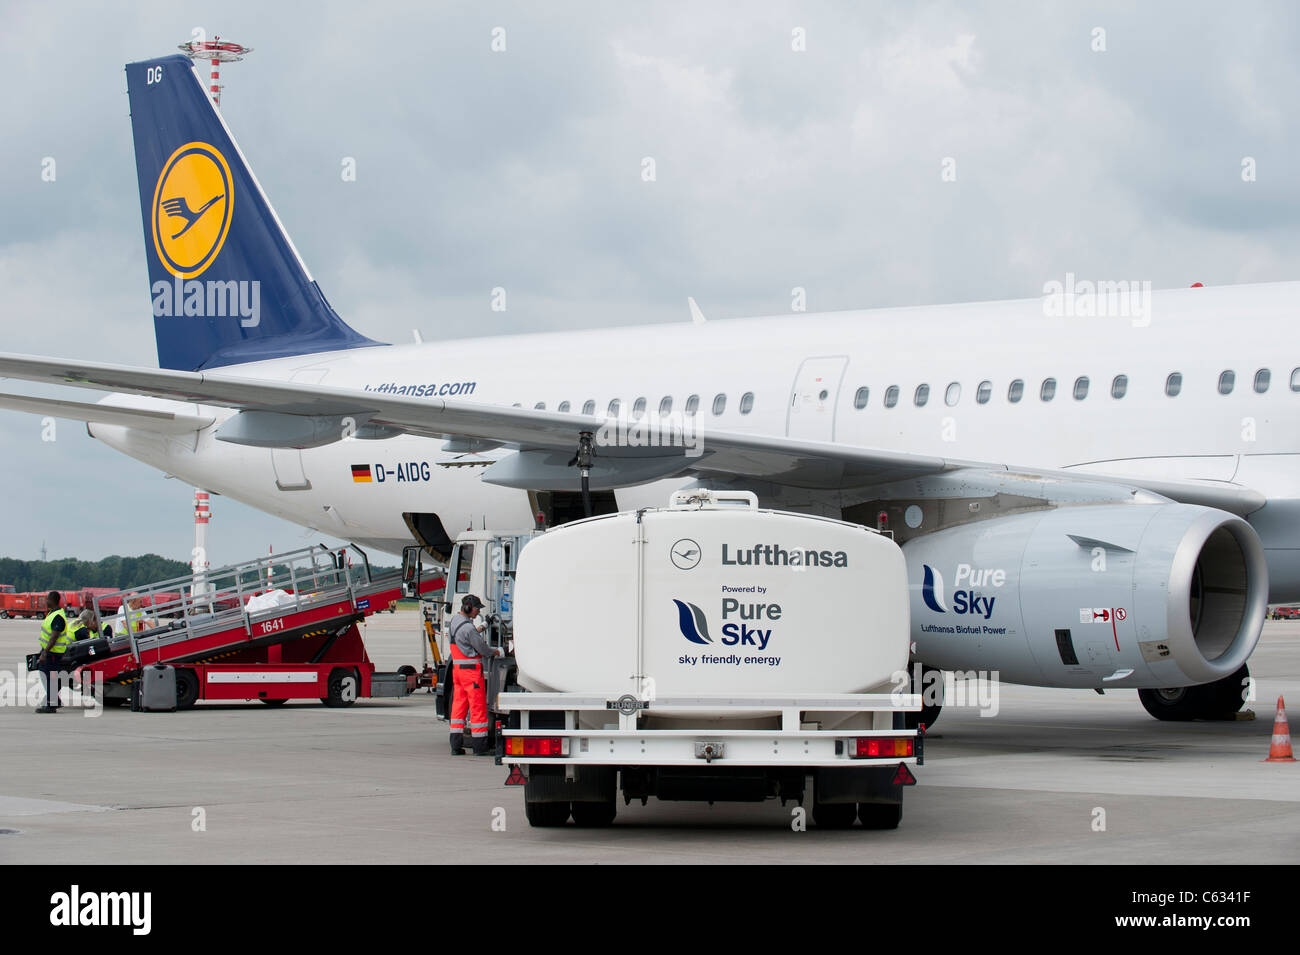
[902,503,1267,714]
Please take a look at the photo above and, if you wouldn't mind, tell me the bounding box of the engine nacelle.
[902,503,1268,689]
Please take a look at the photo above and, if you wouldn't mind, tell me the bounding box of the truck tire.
[322,668,358,707]
[525,799,571,827]
[858,801,902,830]
[571,800,617,827]
[812,801,857,829]
[175,669,200,710]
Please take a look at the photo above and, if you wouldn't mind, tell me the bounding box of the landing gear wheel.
[175,669,199,710]
[812,801,858,829]
[322,668,358,707]
[1139,664,1250,722]
[1206,664,1249,719]
[1138,686,1199,721]
[259,698,288,706]
[904,663,943,730]
[525,800,572,827]
[571,800,617,827]
[858,802,902,830]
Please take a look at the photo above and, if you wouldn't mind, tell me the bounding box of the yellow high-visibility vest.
[39,609,74,654]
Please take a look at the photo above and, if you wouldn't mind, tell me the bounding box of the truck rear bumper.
[497,691,922,769]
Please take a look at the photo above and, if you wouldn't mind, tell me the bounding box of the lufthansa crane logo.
[151,142,233,278]
[670,538,701,570]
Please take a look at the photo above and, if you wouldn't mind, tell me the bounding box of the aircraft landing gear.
[1138,664,1250,721]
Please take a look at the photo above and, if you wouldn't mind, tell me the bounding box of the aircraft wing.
[0,391,214,433]
[0,351,1267,515]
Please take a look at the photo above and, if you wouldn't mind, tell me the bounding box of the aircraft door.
[786,356,848,442]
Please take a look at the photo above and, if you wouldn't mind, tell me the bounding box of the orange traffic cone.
[1264,696,1296,762]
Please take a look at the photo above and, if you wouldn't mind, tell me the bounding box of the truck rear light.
[851,737,914,758]
[505,736,567,757]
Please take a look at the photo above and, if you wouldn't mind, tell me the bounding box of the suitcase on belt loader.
[133,664,177,712]
[63,638,111,665]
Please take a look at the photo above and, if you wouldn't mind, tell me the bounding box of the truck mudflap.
[495,691,922,770]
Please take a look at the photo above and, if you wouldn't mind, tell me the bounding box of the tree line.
[0,555,194,592]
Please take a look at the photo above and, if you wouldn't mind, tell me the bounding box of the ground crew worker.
[447,594,503,756]
[71,608,99,642]
[35,591,74,713]
[125,596,148,634]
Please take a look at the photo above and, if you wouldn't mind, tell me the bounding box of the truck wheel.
[322,668,358,707]
[571,800,617,827]
[858,802,902,830]
[0,611,8,619]
[812,801,857,829]
[90,683,128,707]
[175,669,200,710]
[525,799,571,827]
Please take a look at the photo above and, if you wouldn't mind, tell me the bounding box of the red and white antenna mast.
[177,35,252,107]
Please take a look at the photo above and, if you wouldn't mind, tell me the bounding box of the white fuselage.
[89,281,1300,593]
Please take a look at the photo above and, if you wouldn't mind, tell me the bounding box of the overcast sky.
[2,1,1299,567]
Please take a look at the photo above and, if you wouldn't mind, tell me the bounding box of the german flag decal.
[351,464,372,483]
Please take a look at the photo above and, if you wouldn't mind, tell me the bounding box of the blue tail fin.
[126,55,382,371]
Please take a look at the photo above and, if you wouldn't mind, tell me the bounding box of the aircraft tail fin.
[125,55,382,371]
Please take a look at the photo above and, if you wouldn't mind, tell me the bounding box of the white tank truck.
[405,490,922,829]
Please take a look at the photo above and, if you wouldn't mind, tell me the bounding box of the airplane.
[0,54,1286,724]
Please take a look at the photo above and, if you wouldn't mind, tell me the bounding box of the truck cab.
[403,529,541,728]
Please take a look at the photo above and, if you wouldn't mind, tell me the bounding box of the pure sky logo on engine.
[149,141,260,328]
[721,543,847,567]
[920,563,1004,619]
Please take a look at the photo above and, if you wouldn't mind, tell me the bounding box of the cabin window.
[1254,369,1271,394]
[557,401,570,413]
[854,386,869,409]
[659,396,673,417]
[740,392,755,414]
[945,382,961,406]
[533,402,545,410]
[685,394,700,415]
[1218,371,1235,395]
[1008,379,1024,403]
[914,384,930,407]
[976,381,992,404]
[582,400,595,415]
[607,399,621,416]
[1040,378,1057,401]
[1165,373,1182,397]
[1073,377,1089,400]
[1291,369,1300,392]
[1111,375,1128,399]
[633,397,647,418]
[712,393,727,415]
[884,385,900,408]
